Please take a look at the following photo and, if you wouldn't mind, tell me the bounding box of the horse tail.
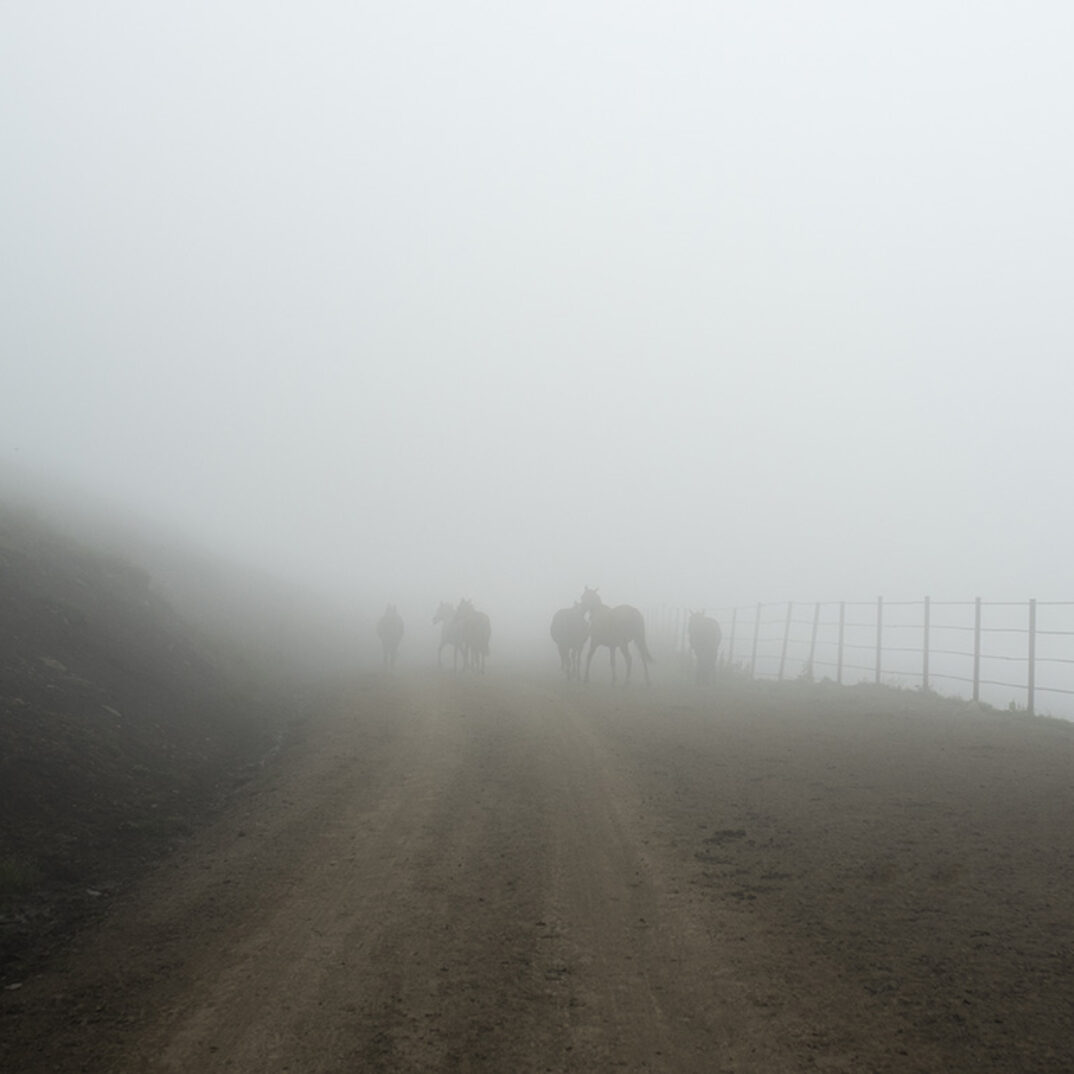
[637,629,655,664]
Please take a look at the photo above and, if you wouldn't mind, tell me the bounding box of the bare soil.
[4,667,1074,1073]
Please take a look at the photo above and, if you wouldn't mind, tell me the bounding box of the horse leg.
[609,645,617,685]
[584,641,598,682]
[622,643,633,684]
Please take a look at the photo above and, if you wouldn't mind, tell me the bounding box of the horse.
[550,603,589,679]
[688,610,722,686]
[376,604,405,670]
[434,600,466,671]
[578,586,653,685]
[455,598,491,673]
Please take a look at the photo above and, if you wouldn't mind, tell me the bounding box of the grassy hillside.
[0,502,290,974]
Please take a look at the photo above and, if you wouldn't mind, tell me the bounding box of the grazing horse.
[688,610,722,686]
[578,586,653,685]
[455,598,491,673]
[550,603,589,679]
[434,600,466,670]
[377,604,405,670]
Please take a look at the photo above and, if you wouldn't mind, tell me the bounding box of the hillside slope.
[0,503,286,972]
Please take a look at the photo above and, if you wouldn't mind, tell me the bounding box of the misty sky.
[3,3,1073,624]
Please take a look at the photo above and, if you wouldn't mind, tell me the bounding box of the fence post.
[727,607,737,667]
[778,602,793,680]
[807,602,821,679]
[972,597,981,702]
[1028,598,1037,716]
[922,595,930,693]
[837,601,845,685]
[750,602,762,679]
[875,596,884,685]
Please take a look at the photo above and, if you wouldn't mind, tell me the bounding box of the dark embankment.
[0,501,294,977]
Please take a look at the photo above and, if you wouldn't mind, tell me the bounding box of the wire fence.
[644,598,1074,719]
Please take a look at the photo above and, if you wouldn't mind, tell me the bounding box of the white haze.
[3,3,1073,650]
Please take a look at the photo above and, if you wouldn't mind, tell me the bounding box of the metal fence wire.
[644,598,1074,718]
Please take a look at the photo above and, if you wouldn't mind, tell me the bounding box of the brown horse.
[455,598,491,673]
[550,603,589,680]
[578,586,653,685]
[434,600,465,670]
[688,610,722,686]
[377,604,404,670]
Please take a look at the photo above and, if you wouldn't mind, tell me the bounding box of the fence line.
[644,598,1074,718]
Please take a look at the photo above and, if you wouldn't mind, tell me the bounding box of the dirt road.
[4,671,1073,1072]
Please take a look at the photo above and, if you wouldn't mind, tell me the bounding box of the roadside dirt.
[3,670,1073,1073]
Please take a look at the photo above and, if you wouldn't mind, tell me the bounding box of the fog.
[3,4,1073,657]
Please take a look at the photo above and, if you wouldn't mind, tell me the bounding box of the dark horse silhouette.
[434,600,465,670]
[550,603,589,680]
[377,604,404,670]
[688,610,722,686]
[455,598,491,673]
[578,586,653,685]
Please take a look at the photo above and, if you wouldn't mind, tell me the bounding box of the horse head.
[579,587,602,615]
